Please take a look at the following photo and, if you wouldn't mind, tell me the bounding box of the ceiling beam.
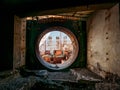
[17,2,116,17]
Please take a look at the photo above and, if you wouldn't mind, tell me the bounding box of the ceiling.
[26,11,95,21]
[25,2,116,21]
[1,0,119,18]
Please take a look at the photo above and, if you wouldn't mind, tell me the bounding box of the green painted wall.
[26,19,86,70]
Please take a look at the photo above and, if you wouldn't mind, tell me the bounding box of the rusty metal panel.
[13,15,21,70]
[13,15,26,71]
[20,18,26,66]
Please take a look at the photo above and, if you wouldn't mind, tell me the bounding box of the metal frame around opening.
[35,26,79,70]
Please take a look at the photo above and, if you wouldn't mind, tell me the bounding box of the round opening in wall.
[35,26,79,70]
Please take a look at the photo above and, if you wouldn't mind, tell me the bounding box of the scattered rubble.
[0,68,120,90]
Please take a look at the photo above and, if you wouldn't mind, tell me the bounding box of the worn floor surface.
[0,68,120,90]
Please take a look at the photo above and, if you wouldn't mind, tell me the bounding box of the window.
[35,26,79,70]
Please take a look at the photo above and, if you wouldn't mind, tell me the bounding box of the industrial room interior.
[0,0,120,89]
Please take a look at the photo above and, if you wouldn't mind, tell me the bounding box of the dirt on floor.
[0,68,120,90]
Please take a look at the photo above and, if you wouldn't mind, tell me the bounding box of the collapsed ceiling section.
[57,10,94,20]
[26,3,116,21]
[26,10,94,21]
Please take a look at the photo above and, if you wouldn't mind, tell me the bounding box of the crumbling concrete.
[87,3,120,78]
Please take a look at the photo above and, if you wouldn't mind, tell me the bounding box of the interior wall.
[87,3,120,78]
[13,16,26,71]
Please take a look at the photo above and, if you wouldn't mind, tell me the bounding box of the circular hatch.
[35,26,79,70]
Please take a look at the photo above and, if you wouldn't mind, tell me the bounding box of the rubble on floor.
[0,68,120,90]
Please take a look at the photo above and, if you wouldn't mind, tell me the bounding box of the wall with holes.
[87,4,120,77]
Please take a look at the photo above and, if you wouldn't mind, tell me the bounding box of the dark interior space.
[0,11,14,71]
[0,0,119,17]
[0,0,120,90]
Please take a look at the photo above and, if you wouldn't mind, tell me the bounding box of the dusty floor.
[0,68,120,90]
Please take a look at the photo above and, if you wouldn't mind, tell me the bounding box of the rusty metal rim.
[35,26,79,70]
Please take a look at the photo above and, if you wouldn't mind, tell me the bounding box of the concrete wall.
[87,4,120,78]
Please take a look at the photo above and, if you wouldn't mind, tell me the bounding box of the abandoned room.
[0,0,120,90]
